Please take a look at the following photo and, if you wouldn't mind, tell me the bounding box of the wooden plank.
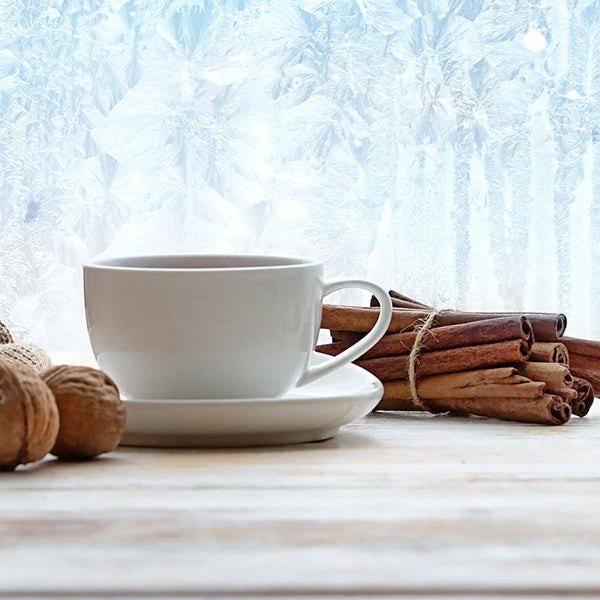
[1,409,599,596]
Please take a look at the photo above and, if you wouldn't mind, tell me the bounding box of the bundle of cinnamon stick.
[317,291,595,425]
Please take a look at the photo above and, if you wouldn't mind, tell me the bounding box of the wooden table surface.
[2,407,600,599]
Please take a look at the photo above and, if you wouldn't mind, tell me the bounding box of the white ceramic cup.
[84,255,392,399]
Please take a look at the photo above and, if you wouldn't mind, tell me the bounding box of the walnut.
[0,360,59,471]
[42,366,126,460]
[0,343,52,373]
[0,319,13,345]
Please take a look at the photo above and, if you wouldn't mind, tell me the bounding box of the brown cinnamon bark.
[318,316,533,360]
[377,391,571,425]
[371,294,429,310]
[568,353,600,391]
[321,304,565,341]
[322,305,425,333]
[515,363,576,405]
[515,363,573,390]
[529,342,569,365]
[330,330,364,344]
[356,339,530,382]
[372,291,567,340]
[571,377,594,417]
[562,337,600,359]
[389,297,431,309]
[568,368,600,393]
[388,290,431,308]
[371,295,433,310]
[379,368,544,401]
[552,387,578,405]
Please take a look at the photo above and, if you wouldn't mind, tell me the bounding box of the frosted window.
[1,1,599,358]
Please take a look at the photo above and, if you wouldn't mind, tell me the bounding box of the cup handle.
[296,279,392,387]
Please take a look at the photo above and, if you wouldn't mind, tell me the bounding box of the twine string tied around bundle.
[407,309,441,413]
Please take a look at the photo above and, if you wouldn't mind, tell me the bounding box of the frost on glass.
[0,0,599,357]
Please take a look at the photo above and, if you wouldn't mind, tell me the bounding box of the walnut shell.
[42,366,126,460]
[0,343,52,374]
[0,319,13,345]
[0,360,59,470]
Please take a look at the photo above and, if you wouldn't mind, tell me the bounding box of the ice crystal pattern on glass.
[1,1,599,356]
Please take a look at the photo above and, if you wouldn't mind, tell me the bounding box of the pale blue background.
[0,0,598,355]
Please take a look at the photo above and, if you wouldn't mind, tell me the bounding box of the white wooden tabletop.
[1,407,600,598]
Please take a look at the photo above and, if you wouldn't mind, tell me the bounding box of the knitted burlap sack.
[0,343,51,374]
[0,320,13,345]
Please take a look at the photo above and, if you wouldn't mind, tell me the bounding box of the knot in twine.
[408,310,440,413]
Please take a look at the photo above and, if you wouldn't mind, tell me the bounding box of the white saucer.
[120,353,382,448]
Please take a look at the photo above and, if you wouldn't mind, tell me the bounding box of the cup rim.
[83,253,322,272]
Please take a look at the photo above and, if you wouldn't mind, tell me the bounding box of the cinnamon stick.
[568,369,600,393]
[321,305,565,341]
[389,297,431,309]
[322,305,423,334]
[562,337,600,359]
[356,339,530,382]
[371,291,567,340]
[515,362,576,405]
[330,330,363,344]
[371,294,429,310]
[571,377,594,417]
[378,368,544,402]
[567,353,600,391]
[318,316,533,360]
[529,342,569,365]
[388,290,431,308]
[377,391,571,426]
[384,290,568,346]
[515,363,573,390]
